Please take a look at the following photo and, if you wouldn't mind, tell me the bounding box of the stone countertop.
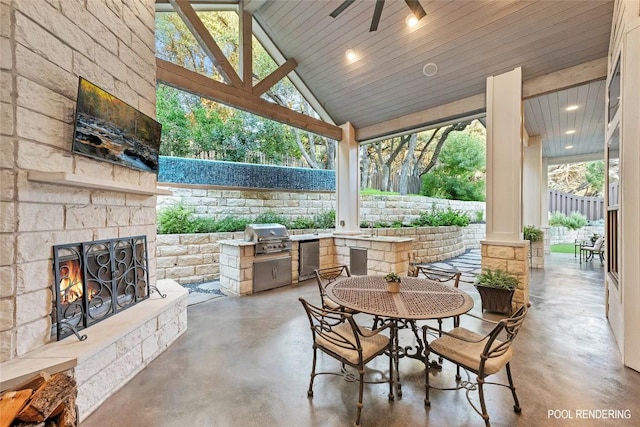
[217,239,254,246]
[289,233,333,241]
[334,234,414,243]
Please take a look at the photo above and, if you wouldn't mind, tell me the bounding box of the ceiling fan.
[330,0,427,32]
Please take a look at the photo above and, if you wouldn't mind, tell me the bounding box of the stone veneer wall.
[156,185,487,225]
[1,0,161,361]
[480,241,530,309]
[0,1,186,420]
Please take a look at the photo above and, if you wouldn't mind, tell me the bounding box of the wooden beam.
[356,93,486,142]
[169,0,243,88]
[253,58,298,97]
[545,152,604,165]
[522,57,607,99]
[157,59,342,140]
[240,10,253,91]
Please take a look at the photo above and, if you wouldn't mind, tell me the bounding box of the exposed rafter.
[157,59,342,140]
[169,0,243,88]
[253,58,297,97]
[239,9,253,90]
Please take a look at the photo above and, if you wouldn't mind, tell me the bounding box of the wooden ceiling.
[161,0,614,161]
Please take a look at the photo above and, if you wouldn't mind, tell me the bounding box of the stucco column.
[335,122,360,234]
[482,67,529,307]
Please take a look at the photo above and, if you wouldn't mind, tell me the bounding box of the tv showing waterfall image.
[72,77,162,173]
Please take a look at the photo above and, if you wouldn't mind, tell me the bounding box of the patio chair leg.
[388,342,394,401]
[506,363,521,413]
[477,376,491,427]
[424,348,431,407]
[355,369,365,427]
[307,347,317,397]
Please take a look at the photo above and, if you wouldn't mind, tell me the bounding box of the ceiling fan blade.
[370,0,385,31]
[404,0,427,20]
[330,0,356,18]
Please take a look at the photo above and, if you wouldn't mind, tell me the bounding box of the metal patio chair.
[422,304,528,427]
[299,298,394,427]
[580,236,605,265]
[314,265,358,314]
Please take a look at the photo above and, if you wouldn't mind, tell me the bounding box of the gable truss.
[158,0,342,140]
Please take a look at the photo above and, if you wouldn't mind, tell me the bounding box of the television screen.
[72,77,162,173]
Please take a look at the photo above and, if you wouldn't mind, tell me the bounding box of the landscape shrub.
[157,204,197,234]
[411,205,470,227]
[313,209,335,229]
[548,211,587,230]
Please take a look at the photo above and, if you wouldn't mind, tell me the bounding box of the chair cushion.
[316,323,389,365]
[430,327,513,376]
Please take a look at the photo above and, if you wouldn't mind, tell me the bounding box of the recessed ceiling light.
[566,105,579,111]
[565,145,574,149]
[565,130,576,135]
[345,49,358,63]
[406,14,419,27]
[423,62,437,77]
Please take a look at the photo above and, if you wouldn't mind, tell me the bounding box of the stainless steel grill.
[244,223,292,255]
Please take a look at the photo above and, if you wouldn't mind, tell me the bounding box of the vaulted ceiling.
[160,0,614,161]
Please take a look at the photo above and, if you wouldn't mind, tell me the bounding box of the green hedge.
[157,204,336,234]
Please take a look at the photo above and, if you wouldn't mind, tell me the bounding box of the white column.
[541,157,549,227]
[523,135,542,226]
[335,122,360,234]
[485,67,523,242]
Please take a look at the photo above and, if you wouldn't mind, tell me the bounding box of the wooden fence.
[548,190,604,220]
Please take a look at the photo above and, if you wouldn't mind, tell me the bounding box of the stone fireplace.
[0,0,187,421]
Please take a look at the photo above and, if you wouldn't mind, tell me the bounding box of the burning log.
[0,373,77,427]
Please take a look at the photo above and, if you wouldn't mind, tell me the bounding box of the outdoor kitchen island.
[219,229,413,295]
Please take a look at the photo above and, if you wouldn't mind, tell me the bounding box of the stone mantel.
[28,171,173,196]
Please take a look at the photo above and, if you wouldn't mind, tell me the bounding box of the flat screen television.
[72,77,162,173]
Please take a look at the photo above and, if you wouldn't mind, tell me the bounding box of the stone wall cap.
[480,240,529,248]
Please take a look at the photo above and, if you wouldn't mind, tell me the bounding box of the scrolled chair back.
[482,304,528,361]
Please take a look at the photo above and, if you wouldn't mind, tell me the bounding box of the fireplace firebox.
[52,235,160,341]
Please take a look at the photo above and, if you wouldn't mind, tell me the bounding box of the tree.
[421,131,486,201]
[548,161,605,197]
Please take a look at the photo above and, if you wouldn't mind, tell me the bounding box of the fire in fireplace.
[52,236,154,341]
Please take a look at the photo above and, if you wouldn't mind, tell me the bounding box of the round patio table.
[326,275,474,397]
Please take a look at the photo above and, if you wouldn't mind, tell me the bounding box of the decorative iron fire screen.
[52,235,154,341]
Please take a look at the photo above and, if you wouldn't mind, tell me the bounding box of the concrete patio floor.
[82,253,640,426]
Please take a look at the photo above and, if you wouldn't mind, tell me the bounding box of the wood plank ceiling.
[166,0,614,161]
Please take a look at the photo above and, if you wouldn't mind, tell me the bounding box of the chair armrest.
[421,324,488,344]
[463,312,500,325]
[357,321,393,337]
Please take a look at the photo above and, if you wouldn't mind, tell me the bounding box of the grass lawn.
[550,243,576,254]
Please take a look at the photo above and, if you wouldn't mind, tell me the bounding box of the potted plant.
[474,269,518,314]
[523,225,543,242]
[385,272,401,293]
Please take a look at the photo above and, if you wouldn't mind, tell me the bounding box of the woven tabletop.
[326,276,474,320]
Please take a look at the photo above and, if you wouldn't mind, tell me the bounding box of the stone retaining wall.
[548,225,606,245]
[156,185,486,225]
